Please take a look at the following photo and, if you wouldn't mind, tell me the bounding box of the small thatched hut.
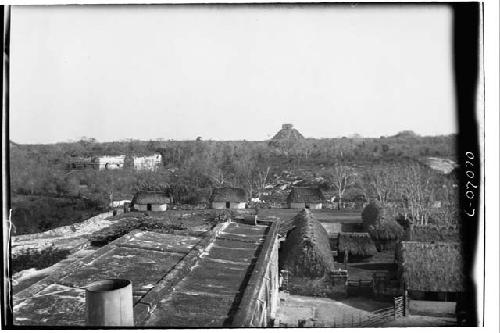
[287,187,325,209]
[132,191,172,212]
[210,187,247,209]
[368,219,404,251]
[337,232,378,262]
[281,209,335,278]
[397,241,463,303]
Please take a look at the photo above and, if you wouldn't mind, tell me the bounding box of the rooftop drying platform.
[13,220,279,327]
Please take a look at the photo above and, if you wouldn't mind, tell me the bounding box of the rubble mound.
[269,124,305,144]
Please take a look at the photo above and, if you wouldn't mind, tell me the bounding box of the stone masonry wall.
[231,221,280,327]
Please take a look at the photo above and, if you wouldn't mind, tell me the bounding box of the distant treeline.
[9,134,457,234]
[13,133,456,166]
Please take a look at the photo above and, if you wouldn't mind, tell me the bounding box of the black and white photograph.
[1,1,498,330]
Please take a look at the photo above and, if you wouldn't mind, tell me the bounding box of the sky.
[10,4,456,143]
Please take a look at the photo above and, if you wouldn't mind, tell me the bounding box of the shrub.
[368,219,404,241]
[361,201,384,230]
[88,219,141,246]
[11,196,104,235]
[12,247,71,273]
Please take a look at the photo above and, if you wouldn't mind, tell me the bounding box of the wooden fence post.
[404,289,409,316]
[393,298,396,319]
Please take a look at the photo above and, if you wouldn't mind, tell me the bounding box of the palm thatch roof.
[132,191,171,205]
[281,209,335,278]
[338,232,378,257]
[397,241,464,292]
[287,187,325,204]
[409,225,460,242]
[210,187,247,203]
[368,219,404,241]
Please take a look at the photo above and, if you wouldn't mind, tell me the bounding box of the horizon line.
[11,132,458,146]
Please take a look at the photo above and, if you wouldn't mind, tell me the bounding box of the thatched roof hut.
[278,217,295,237]
[281,209,335,278]
[287,187,325,204]
[368,219,404,241]
[368,219,405,251]
[131,191,171,205]
[338,232,378,257]
[397,241,464,292]
[210,187,247,203]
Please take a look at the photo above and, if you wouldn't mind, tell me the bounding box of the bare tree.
[233,155,256,197]
[323,163,357,210]
[208,167,227,187]
[395,163,435,225]
[256,166,271,198]
[431,174,460,227]
[361,165,397,205]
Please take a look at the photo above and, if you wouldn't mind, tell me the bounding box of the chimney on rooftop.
[86,279,134,327]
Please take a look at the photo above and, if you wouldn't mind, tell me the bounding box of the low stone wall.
[231,221,280,327]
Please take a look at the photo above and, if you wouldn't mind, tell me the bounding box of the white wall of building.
[133,154,162,171]
[212,202,227,209]
[134,204,148,211]
[289,202,306,209]
[230,202,246,209]
[289,202,322,209]
[308,203,322,210]
[95,155,126,170]
[134,203,167,211]
[212,202,246,209]
[151,204,167,211]
[111,200,131,208]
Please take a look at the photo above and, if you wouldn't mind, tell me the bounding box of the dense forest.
[9,130,458,235]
